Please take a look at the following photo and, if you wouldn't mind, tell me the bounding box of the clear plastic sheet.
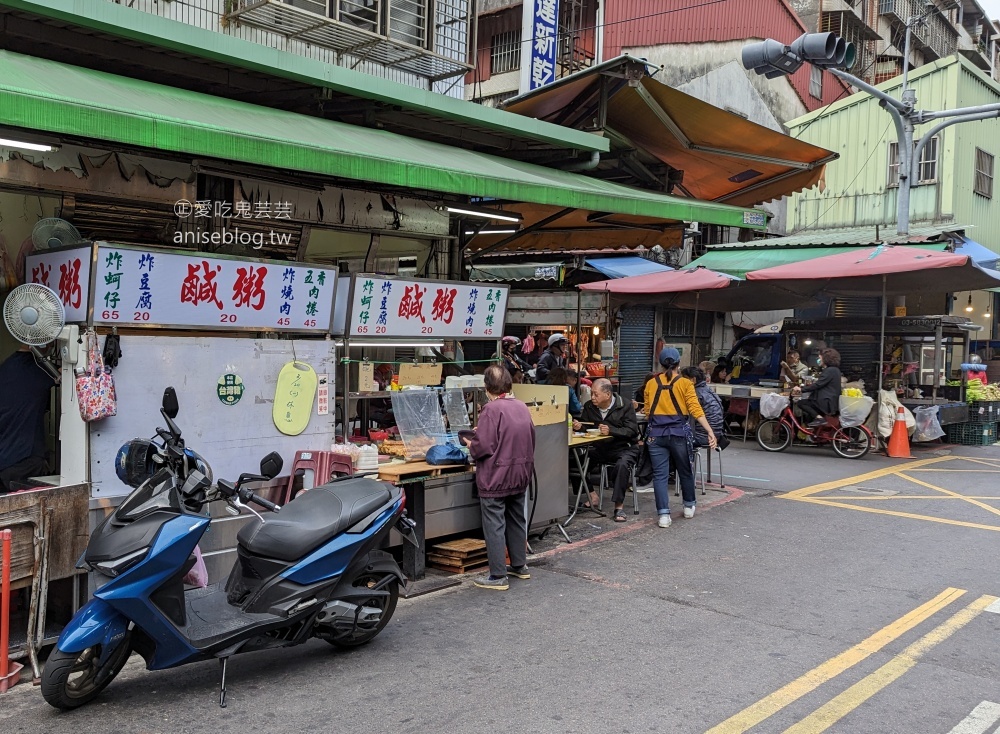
[390,389,447,459]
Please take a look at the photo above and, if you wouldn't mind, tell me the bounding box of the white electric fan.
[3,283,66,382]
[31,218,85,250]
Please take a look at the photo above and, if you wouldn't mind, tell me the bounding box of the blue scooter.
[41,387,417,710]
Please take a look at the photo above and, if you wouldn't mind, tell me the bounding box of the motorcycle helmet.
[183,449,214,484]
[115,439,157,489]
[502,336,521,351]
[548,333,569,348]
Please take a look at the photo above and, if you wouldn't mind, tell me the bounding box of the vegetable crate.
[966,401,1000,425]
[944,422,998,446]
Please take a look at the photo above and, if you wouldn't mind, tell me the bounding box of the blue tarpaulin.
[955,237,999,269]
[585,256,673,279]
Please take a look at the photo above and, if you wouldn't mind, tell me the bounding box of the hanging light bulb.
[985,310,993,318]
[592,325,600,335]
[966,294,974,312]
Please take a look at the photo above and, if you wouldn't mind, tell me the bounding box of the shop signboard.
[519,0,560,94]
[347,275,508,339]
[25,246,93,322]
[90,245,337,332]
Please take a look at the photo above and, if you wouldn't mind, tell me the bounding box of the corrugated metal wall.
[602,0,849,112]
[952,63,1000,251]
[617,305,656,400]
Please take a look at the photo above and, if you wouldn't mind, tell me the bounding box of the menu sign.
[347,275,508,339]
[29,244,338,332]
[26,246,92,322]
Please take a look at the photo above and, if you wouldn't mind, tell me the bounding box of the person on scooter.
[792,347,842,427]
[536,333,568,384]
[500,335,531,379]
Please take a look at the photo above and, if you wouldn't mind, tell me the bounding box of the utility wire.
[801,118,894,230]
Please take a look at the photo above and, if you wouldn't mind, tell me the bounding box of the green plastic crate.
[944,422,997,445]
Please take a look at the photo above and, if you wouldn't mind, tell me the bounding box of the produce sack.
[759,392,789,419]
[912,405,945,442]
[877,390,915,438]
[838,395,875,428]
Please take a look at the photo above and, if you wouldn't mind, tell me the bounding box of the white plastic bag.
[912,405,945,442]
[759,392,789,419]
[878,390,915,438]
[838,395,875,428]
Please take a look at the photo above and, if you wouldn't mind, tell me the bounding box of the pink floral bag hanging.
[76,330,117,422]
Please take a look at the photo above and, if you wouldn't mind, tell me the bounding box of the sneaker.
[657,514,673,528]
[473,575,509,591]
[506,565,531,580]
[808,417,827,427]
[683,506,696,519]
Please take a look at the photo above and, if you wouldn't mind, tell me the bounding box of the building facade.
[786,54,1000,248]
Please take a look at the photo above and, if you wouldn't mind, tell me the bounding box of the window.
[975,148,994,199]
[490,29,522,74]
[809,66,823,99]
[887,136,939,187]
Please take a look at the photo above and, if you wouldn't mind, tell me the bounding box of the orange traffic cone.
[886,406,912,458]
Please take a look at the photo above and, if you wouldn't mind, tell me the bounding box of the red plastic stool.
[283,451,354,503]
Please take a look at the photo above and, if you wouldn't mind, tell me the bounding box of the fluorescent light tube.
[447,206,522,223]
[0,137,57,152]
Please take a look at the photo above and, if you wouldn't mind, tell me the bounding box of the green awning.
[0,50,765,229]
[2,0,607,154]
[687,243,947,279]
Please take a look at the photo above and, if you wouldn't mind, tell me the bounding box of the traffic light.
[791,32,856,70]
[742,33,856,78]
[741,39,803,79]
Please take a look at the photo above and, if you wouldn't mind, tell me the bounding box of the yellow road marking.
[795,497,1000,532]
[704,588,966,734]
[898,472,1000,519]
[780,457,954,499]
[782,594,998,734]
[823,495,1000,501]
[956,456,1000,470]
[908,468,1000,473]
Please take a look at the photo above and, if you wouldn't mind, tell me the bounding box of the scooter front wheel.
[324,574,400,649]
[41,636,132,710]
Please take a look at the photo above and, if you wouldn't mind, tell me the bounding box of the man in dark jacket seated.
[572,378,639,522]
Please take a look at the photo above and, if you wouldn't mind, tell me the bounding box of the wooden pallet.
[426,538,489,574]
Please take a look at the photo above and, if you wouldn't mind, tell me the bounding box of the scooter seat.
[237,478,394,562]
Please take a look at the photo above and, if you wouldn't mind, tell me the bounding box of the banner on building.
[519,0,560,94]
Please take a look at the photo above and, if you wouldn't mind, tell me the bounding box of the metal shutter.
[617,305,655,399]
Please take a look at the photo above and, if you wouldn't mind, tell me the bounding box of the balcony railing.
[224,0,473,80]
[878,0,958,60]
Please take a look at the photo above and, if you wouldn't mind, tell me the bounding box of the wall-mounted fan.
[31,218,85,250]
[3,283,65,382]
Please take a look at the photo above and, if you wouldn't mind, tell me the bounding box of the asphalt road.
[6,441,1000,734]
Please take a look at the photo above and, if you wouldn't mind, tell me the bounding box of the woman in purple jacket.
[462,365,536,591]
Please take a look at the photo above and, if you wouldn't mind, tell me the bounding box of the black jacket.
[693,379,725,445]
[536,349,564,383]
[801,366,842,415]
[579,393,638,463]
